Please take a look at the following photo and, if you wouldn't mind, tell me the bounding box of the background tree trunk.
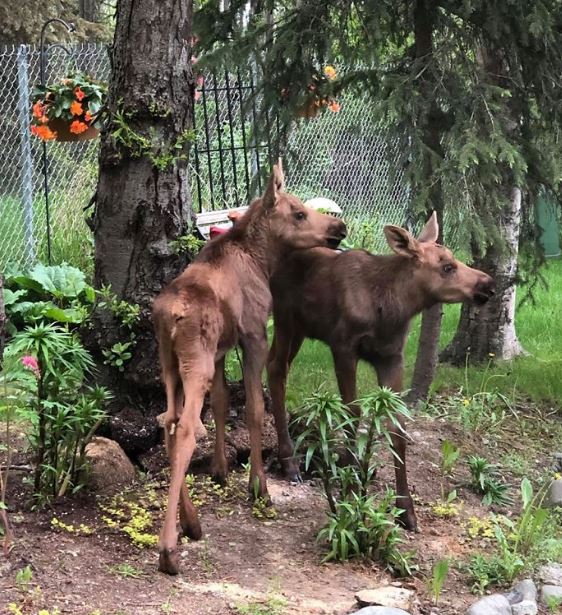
[440,188,525,365]
[407,0,445,403]
[92,0,194,412]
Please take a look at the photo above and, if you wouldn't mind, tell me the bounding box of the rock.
[85,436,136,493]
[541,585,562,604]
[351,608,411,615]
[507,579,537,604]
[511,600,538,615]
[539,563,562,586]
[548,478,562,506]
[466,594,511,615]
[507,579,538,615]
[355,587,414,610]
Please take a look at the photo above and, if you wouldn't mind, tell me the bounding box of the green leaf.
[521,478,533,509]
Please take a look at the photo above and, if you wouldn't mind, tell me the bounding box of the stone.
[351,608,411,615]
[466,594,512,615]
[507,579,537,604]
[85,436,136,493]
[539,563,562,586]
[548,479,562,506]
[511,600,538,615]
[355,587,414,610]
[541,585,562,604]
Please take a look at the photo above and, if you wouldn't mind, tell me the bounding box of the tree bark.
[407,0,446,403]
[92,0,194,409]
[440,188,525,365]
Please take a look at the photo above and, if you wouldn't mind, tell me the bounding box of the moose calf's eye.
[294,211,306,221]
[442,263,455,274]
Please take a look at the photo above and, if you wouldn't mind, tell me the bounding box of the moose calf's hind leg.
[159,377,209,575]
[243,337,270,501]
[211,357,229,485]
[267,331,304,482]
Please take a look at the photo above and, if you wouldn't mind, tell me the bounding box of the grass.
[284,258,562,408]
[0,151,97,275]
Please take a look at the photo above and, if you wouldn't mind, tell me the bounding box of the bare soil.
[0,397,558,615]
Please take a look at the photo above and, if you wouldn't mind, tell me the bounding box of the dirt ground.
[0,401,558,615]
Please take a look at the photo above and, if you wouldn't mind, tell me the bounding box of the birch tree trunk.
[440,188,525,365]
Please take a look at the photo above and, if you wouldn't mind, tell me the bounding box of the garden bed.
[0,396,559,615]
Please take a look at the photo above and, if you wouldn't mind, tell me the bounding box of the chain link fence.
[0,43,413,273]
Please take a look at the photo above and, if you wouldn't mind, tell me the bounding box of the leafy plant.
[441,440,460,476]
[292,388,414,575]
[169,232,205,257]
[3,324,111,502]
[107,563,145,579]
[96,286,140,330]
[467,455,512,506]
[427,558,450,604]
[5,263,95,333]
[466,479,554,593]
[102,341,133,372]
[15,565,33,592]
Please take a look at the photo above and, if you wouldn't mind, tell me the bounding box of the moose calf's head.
[260,161,347,250]
[384,212,495,305]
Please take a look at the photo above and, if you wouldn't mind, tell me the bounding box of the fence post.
[16,44,36,265]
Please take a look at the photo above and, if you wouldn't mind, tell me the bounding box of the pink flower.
[22,355,40,377]
[196,74,205,88]
[191,55,198,65]
[194,90,202,102]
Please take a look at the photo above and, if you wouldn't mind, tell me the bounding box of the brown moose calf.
[152,163,346,574]
[267,212,494,531]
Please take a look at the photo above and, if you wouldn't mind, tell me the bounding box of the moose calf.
[267,212,494,531]
[152,163,346,574]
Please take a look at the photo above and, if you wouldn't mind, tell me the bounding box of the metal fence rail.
[0,43,412,272]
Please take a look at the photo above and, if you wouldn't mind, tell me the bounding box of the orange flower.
[32,101,45,118]
[74,86,85,101]
[324,65,337,80]
[327,100,341,113]
[31,124,57,141]
[84,110,93,123]
[70,120,89,134]
[39,115,49,124]
[70,101,83,116]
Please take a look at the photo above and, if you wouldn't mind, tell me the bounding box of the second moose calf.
[267,212,494,531]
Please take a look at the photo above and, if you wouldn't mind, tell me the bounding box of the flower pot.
[47,117,99,142]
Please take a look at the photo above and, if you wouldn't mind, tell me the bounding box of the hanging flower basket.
[30,73,106,142]
[292,65,341,120]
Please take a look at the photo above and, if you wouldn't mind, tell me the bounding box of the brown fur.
[152,162,347,574]
[266,212,494,531]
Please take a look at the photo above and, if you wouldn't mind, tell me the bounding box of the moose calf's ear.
[417,211,439,243]
[263,160,286,210]
[384,225,420,258]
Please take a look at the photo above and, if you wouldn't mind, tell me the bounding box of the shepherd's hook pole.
[39,18,75,265]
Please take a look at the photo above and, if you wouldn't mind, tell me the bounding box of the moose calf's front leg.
[374,355,418,532]
[243,337,269,501]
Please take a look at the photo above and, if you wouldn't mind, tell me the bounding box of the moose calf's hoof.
[398,510,418,533]
[180,518,202,541]
[158,548,180,575]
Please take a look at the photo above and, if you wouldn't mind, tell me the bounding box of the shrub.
[292,388,414,575]
[3,324,111,502]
